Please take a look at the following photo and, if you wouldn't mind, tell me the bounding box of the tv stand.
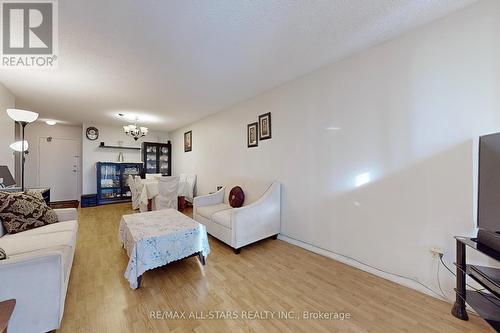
[452,237,500,332]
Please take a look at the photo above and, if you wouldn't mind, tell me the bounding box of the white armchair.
[193,178,281,253]
[153,176,180,211]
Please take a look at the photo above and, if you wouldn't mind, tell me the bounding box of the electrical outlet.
[430,247,443,258]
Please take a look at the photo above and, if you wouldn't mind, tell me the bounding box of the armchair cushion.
[54,208,78,223]
[211,209,231,228]
[229,186,244,208]
[0,192,58,234]
[1,220,77,238]
[196,203,231,220]
[0,231,75,257]
[0,227,76,281]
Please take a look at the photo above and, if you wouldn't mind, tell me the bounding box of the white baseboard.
[277,234,445,302]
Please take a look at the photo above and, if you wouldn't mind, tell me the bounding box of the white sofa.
[0,208,78,333]
[193,178,281,253]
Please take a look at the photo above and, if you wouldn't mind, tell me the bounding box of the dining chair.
[145,173,162,180]
[179,173,197,203]
[134,176,148,212]
[153,176,180,211]
[128,175,139,210]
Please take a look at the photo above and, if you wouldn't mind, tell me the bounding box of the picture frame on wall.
[247,122,258,148]
[258,112,272,140]
[184,131,192,152]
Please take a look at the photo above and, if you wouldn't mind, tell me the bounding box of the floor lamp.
[7,109,39,191]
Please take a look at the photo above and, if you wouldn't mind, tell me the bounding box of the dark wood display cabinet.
[142,141,171,176]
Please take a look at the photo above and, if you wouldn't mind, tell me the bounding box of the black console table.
[452,237,500,331]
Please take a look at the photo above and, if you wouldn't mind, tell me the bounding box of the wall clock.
[86,127,99,140]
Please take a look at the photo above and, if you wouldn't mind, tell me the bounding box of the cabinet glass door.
[159,145,169,175]
[99,164,121,199]
[145,145,158,173]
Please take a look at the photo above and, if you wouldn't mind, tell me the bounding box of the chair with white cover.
[134,176,148,212]
[153,176,180,211]
[145,173,162,180]
[128,175,139,210]
[179,173,197,203]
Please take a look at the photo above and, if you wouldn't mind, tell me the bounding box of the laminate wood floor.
[59,203,493,333]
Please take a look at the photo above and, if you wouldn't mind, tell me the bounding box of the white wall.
[0,83,15,174]
[172,0,500,299]
[82,123,169,194]
[24,122,82,194]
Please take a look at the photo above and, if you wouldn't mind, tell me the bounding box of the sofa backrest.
[224,178,273,206]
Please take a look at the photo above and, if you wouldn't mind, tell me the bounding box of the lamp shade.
[6,109,39,123]
[9,140,29,152]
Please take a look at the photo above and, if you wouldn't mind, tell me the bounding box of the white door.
[39,137,80,201]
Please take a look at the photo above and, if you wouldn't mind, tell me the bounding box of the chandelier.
[123,117,148,141]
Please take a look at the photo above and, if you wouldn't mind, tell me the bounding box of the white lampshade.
[9,140,29,152]
[6,109,39,123]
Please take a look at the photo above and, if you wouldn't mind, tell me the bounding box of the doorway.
[38,137,80,202]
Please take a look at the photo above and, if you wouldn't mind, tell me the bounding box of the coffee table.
[118,209,210,289]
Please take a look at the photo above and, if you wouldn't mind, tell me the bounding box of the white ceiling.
[0,0,476,131]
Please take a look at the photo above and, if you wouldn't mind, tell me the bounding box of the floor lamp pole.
[20,122,27,191]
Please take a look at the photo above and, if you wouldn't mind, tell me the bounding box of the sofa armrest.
[193,187,225,212]
[54,208,78,222]
[231,182,281,248]
[0,251,65,332]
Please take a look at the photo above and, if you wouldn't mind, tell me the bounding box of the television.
[477,132,500,252]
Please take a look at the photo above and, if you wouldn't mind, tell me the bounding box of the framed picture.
[184,131,192,152]
[259,112,272,140]
[247,122,258,148]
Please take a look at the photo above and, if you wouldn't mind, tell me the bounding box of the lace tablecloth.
[118,209,210,289]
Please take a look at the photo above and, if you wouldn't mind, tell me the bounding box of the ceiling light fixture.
[46,120,57,125]
[123,117,148,141]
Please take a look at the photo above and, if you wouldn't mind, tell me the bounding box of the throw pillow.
[229,186,245,208]
[0,192,58,234]
[0,247,6,260]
